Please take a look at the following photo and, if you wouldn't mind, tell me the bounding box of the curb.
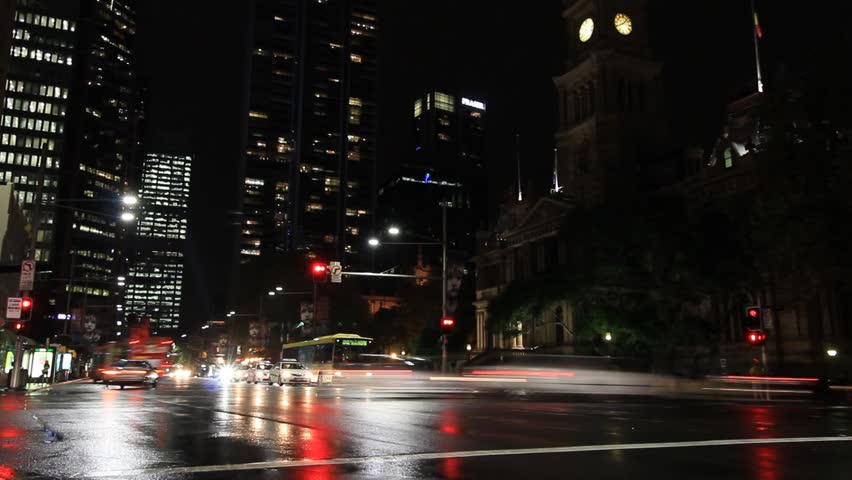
[24,377,91,393]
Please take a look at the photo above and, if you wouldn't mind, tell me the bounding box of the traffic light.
[744,306,765,345]
[747,331,767,345]
[13,322,24,332]
[311,262,328,283]
[745,306,760,330]
[21,297,32,311]
[440,316,455,332]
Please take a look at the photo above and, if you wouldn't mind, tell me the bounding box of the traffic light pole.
[441,202,447,373]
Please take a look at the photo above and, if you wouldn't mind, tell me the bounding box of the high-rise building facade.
[241,0,377,266]
[0,0,78,264]
[124,152,191,335]
[0,0,139,336]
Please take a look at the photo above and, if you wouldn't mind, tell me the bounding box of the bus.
[280,334,413,381]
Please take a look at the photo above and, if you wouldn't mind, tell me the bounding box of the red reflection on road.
[0,428,24,452]
[291,427,338,480]
[0,465,16,480]
[442,456,462,479]
[753,446,778,480]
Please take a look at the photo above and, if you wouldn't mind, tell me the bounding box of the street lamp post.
[371,202,449,371]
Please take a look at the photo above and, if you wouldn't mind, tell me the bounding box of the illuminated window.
[434,92,454,112]
[723,148,733,169]
[414,99,423,117]
[249,111,269,119]
[350,53,363,63]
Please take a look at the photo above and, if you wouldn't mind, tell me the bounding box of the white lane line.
[429,376,527,383]
[88,435,852,478]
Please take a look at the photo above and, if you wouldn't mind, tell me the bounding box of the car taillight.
[103,370,119,375]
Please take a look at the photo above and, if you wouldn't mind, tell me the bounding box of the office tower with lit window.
[413,91,485,175]
[241,0,377,267]
[124,152,191,335]
[0,0,139,336]
[0,0,16,108]
[0,0,78,264]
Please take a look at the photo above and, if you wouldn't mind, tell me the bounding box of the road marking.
[429,376,527,383]
[88,435,852,478]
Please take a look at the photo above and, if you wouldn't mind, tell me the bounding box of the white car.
[270,360,310,386]
[247,363,274,384]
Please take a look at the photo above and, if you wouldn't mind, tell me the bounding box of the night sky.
[134,1,848,329]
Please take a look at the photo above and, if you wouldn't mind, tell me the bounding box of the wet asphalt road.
[1,377,851,479]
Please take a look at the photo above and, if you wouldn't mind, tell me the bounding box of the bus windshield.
[334,338,371,364]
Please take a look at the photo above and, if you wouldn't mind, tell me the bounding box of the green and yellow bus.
[280,334,413,381]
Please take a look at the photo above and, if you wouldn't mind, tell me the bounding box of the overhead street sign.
[6,297,22,319]
[330,261,342,283]
[19,259,35,291]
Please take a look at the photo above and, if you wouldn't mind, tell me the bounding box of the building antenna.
[552,147,562,193]
[515,134,523,202]
[751,0,764,93]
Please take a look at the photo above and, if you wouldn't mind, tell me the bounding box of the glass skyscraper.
[124,152,191,334]
[240,0,377,267]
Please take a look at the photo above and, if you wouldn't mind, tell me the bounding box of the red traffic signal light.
[311,262,328,283]
[440,317,455,328]
[21,297,33,310]
[744,306,762,331]
[747,332,767,345]
[14,322,23,331]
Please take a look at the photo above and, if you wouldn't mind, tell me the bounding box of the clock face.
[578,18,594,42]
[614,13,632,35]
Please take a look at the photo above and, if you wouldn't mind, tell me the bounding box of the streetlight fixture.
[117,281,126,287]
[201,325,209,330]
[275,286,283,292]
[387,226,400,236]
[604,332,613,342]
[267,291,276,296]
[229,311,236,315]
[368,237,380,247]
[121,194,138,206]
[827,349,838,358]
[117,276,126,282]
[120,212,135,222]
[181,334,187,338]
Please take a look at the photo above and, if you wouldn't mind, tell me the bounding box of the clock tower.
[554,0,666,205]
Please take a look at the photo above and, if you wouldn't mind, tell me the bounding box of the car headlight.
[147,372,159,379]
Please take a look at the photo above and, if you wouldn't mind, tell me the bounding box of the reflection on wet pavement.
[0,377,849,479]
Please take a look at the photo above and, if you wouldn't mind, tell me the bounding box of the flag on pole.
[753,12,763,39]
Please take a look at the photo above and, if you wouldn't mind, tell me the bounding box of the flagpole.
[515,134,523,202]
[751,0,764,93]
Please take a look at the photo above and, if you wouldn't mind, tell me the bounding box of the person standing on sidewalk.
[42,360,50,384]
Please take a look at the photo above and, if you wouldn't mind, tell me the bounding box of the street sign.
[6,297,22,319]
[19,259,35,291]
[330,261,343,283]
